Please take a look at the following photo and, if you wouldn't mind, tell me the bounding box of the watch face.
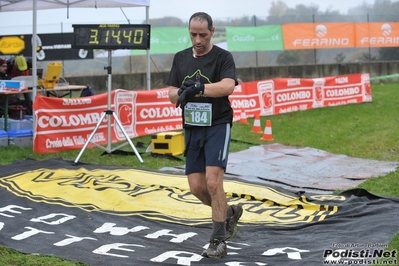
[72,24,150,50]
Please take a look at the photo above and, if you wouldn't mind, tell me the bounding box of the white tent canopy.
[0,0,152,98]
[0,0,150,11]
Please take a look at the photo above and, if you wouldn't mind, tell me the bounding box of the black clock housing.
[72,24,150,49]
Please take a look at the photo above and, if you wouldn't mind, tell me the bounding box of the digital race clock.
[72,24,150,50]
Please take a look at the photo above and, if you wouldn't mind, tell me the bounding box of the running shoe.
[225,204,243,241]
[201,238,227,259]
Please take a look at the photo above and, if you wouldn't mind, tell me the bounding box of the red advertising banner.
[230,73,371,119]
[33,89,183,154]
[355,22,399,48]
[33,73,371,154]
[282,23,355,50]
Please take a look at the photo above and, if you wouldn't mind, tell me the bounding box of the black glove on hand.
[176,83,204,108]
[177,80,195,96]
[194,80,205,93]
[177,86,185,96]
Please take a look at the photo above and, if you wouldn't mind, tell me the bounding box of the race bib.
[184,102,212,126]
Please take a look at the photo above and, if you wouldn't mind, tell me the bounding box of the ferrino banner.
[33,73,371,154]
[355,22,399,48]
[282,23,356,49]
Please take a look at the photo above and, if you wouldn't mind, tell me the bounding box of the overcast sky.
[148,0,377,19]
[0,0,393,34]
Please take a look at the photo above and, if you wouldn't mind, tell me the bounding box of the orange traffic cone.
[260,119,274,141]
[251,113,263,133]
[239,109,249,124]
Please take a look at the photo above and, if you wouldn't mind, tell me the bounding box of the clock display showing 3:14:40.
[72,24,151,50]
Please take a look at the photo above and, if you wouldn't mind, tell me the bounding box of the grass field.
[0,83,398,265]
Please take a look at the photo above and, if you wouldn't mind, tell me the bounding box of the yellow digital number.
[88,29,99,44]
[134,29,144,44]
[105,29,110,43]
[112,30,121,44]
[123,30,132,43]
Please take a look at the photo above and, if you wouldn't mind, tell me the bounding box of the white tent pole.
[32,0,38,146]
[146,5,151,90]
[32,0,37,100]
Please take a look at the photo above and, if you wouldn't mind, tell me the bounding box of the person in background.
[167,12,243,259]
[0,58,18,118]
[0,58,8,80]
[6,55,32,115]
[8,55,30,79]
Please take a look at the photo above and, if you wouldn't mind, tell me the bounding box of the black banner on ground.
[0,158,398,266]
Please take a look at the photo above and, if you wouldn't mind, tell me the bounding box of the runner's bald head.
[189,12,213,32]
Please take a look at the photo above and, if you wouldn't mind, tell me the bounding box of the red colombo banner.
[230,73,371,120]
[33,73,371,154]
[33,89,183,154]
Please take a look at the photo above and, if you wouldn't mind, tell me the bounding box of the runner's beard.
[193,43,210,56]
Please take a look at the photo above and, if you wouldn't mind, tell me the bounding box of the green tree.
[348,49,377,62]
[348,0,399,21]
[334,53,346,63]
[378,47,399,61]
[148,17,185,27]
[123,55,147,73]
[276,49,317,65]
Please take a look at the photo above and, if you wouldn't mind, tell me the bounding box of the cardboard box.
[8,129,33,147]
[0,80,27,91]
[0,130,8,147]
[151,131,184,156]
